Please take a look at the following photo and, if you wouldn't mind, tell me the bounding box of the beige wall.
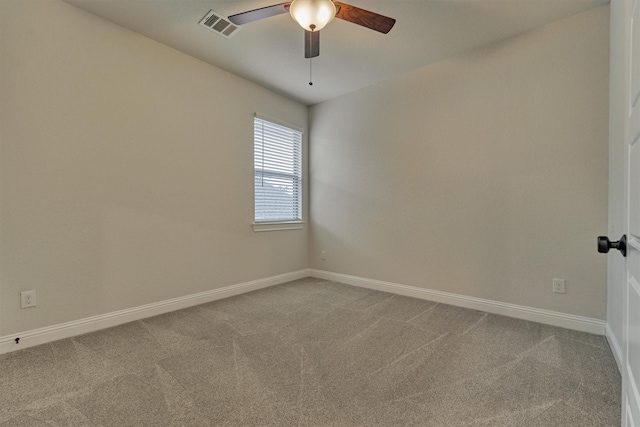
[0,0,308,336]
[310,6,610,319]
[0,0,612,338]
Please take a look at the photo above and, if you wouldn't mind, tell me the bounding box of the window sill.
[252,221,305,232]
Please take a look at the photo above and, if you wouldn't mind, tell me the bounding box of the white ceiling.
[63,0,608,106]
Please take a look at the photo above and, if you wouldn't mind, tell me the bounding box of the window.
[253,116,303,228]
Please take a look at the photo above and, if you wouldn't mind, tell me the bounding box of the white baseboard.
[1,268,607,355]
[606,323,624,373]
[309,269,606,335]
[0,269,311,355]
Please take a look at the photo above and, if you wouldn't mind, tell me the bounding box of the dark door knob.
[597,235,627,257]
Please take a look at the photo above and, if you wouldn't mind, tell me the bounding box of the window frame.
[252,114,304,232]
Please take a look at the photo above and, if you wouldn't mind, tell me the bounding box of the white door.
[625,1,640,424]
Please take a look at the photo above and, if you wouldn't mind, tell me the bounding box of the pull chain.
[309,58,313,86]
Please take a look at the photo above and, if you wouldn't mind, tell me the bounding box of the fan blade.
[305,31,320,58]
[334,2,395,34]
[228,3,291,25]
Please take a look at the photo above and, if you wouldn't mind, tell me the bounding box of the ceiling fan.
[228,0,396,58]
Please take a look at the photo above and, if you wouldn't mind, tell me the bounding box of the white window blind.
[254,117,302,223]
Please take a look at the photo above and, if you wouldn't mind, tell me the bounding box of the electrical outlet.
[552,279,565,294]
[321,250,326,260]
[21,290,36,308]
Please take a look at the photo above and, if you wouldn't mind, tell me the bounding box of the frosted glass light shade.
[289,0,336,32]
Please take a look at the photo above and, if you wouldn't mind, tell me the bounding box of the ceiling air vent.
[199,10,240,39]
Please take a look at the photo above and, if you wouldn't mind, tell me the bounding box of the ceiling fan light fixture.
[289,0,336,32]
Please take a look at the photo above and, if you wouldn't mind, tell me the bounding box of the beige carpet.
[0,277,621,426]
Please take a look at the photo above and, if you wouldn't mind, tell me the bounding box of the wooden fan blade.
[334,2,395,34]
[228,3,291,25]
[305,31,319,58]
